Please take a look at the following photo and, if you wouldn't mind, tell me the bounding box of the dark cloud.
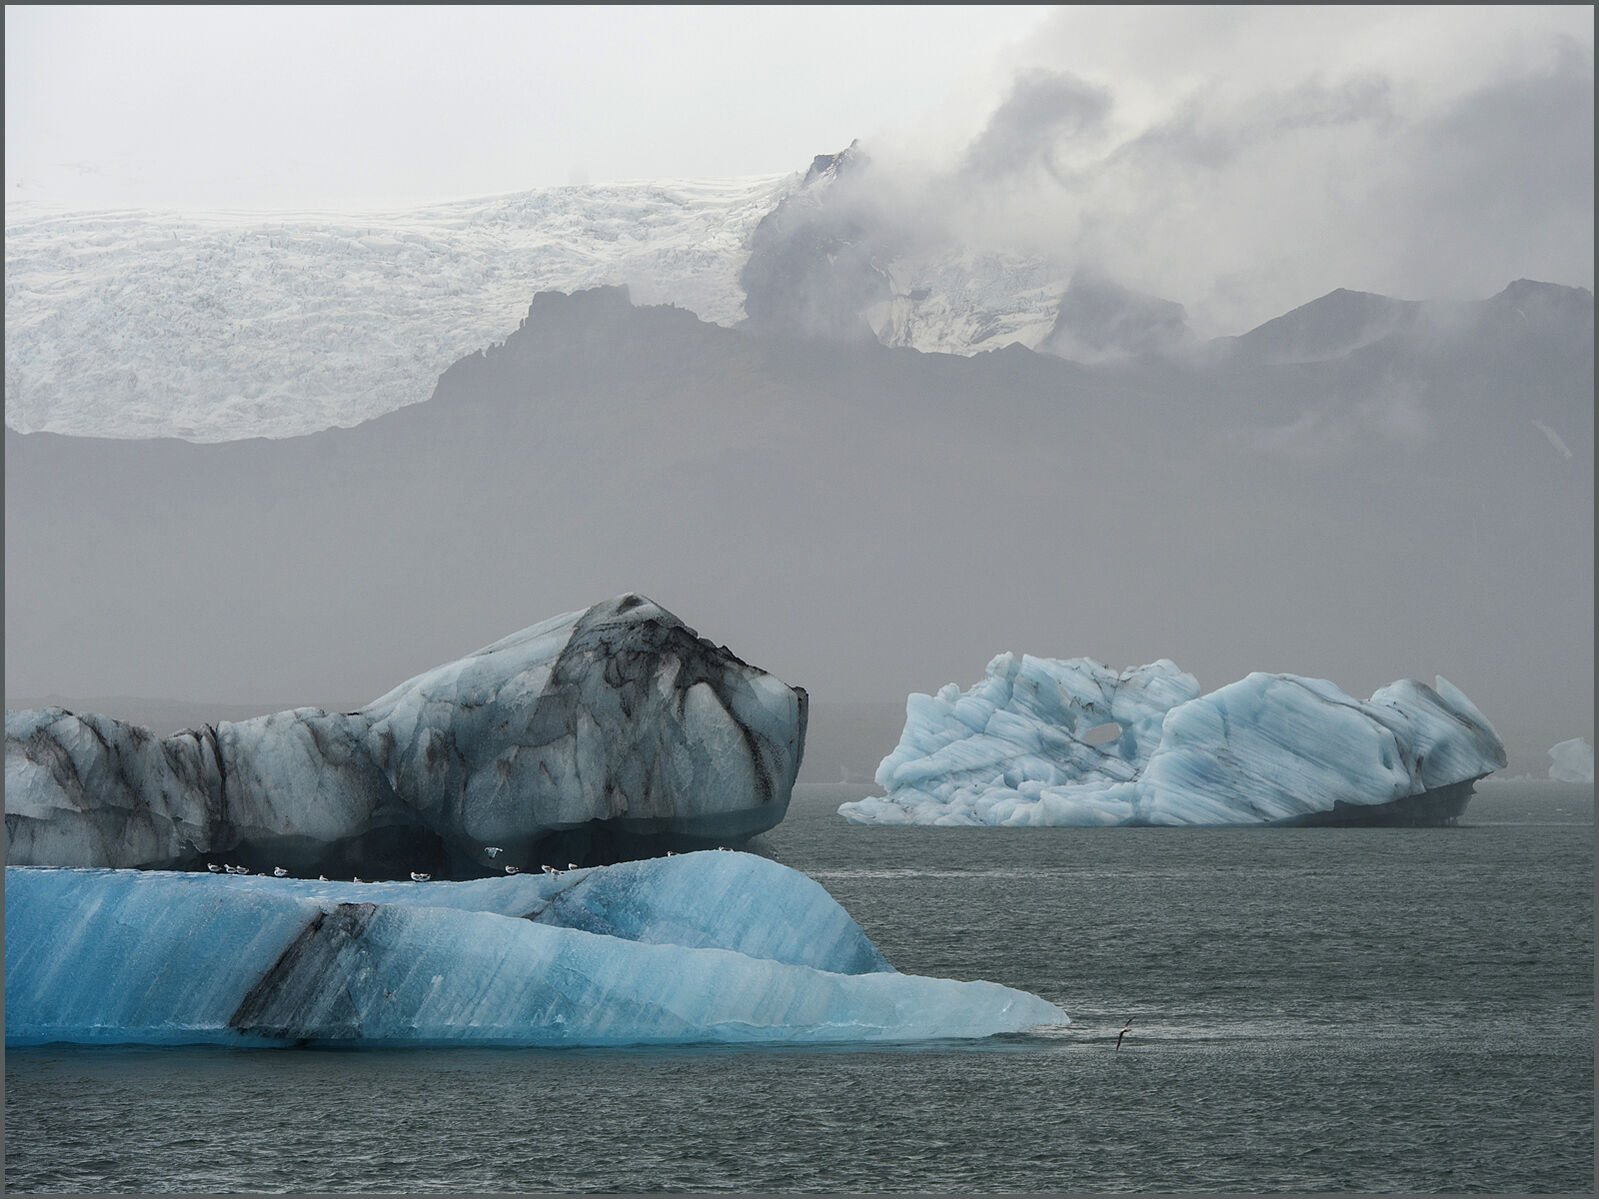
[960,69,1112,181]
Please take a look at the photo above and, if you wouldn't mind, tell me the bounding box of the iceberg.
[5,595,807,876]
[840,654,1506,827]
[1547,738,1594,784]
[4,853,1067,1048]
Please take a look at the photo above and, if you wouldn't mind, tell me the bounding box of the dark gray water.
[6,781,1593,1194]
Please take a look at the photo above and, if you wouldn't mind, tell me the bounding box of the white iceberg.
[5,594,807,876]
[841,654,1506,827]
[1547,738,1594,783]
[4,852,1066,1048]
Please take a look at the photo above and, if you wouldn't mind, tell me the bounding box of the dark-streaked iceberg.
[5,595,807,876]
[4,853,1067,1048]
[839,653,1506,827]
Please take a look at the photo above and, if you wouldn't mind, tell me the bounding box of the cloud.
[959,70,1112,181]
[1233,378,1435,461]
[862,8,1594,336]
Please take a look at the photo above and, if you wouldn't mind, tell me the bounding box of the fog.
[4,7,1594,777]
[6,284,1591,773]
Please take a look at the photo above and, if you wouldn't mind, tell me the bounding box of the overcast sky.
[5,5,1593,327]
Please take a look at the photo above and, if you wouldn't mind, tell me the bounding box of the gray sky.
[6,5,1591,333]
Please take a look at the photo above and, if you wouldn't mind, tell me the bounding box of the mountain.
[6,285,1591,772]
[12,142,1591,445]
[0,152,1110,441]
[1221,288,1423,364]
[1036,271,1194,362]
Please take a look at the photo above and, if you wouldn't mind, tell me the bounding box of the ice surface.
[841,658,1506,827]
[5,595,807,875]
[4,177,793,440]
[1547,738,1594,783]
[4,854,1066,1048]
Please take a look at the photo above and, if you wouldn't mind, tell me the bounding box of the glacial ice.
[4,853,1067,1048]
[5,595,807,876]
[840,654,1506,827]
[1547,738,1594,783]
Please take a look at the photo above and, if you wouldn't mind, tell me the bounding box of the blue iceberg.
[4,851,1066,1048]
[840,654,1506,827]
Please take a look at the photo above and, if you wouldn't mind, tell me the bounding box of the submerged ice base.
[4,853,1066,1049]
[840,654,1507,828]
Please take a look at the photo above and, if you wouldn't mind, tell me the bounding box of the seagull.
[410,871,431,882]
[1116,1017,1133,1051]
[504,865,520,875]
[207,863,223,873]
[273,866,288,877]
[485,846,502,858]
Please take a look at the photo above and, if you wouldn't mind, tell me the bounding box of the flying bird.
[485,846,502,858]
[1116,1018,1133,1050]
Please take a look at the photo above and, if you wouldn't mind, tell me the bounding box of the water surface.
[6,781,1592,1193]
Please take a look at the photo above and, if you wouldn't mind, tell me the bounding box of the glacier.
[4,853,1067,1048]
[4,175,792,441]
[839,653,1507,827]
[5,594,807,876]
[4,157,1079,442]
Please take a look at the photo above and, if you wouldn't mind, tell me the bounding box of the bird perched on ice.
[1116,1018,1133,1050]
[318,875,329,882]
[273,866,288,877]
[540,864,556,874]
[226,864,250,875]
[567,863,578,870]
[207,863,223,873]
[410,871,430,882]
[505,865,520,875]
[485,846,502,858]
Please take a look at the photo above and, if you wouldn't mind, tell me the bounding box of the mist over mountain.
[6,280,1591,773]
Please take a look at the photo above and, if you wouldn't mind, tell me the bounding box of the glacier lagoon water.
[6,780,1592,1194]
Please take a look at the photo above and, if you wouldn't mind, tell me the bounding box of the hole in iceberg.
[1082,721,1123,746]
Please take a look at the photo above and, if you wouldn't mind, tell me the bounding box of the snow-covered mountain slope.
[7,151,1593,445]
[4,177,791,441]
